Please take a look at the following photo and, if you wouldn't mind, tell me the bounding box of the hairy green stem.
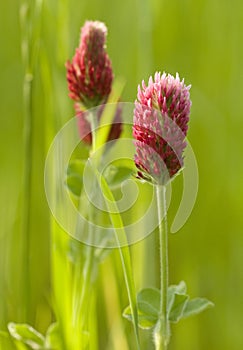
[155,185,170,350]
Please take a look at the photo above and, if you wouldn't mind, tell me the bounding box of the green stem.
[72,156,99,349]
[75,219,95,329]
[79,245,94,328]
[90,163,140,350]
[21,71,33,321]
[88,111,98,154]
[72,243,94,350]
[20,0,43,322]
[20,0,32,322]
[155,185,170,350]
[87,108,140,349]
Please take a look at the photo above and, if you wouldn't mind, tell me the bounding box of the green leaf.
[65,159,85,197]
[123,305,158,330]
[123,283,188,329]
[123,287,160,330]
[66,174,83,197]
[123,282,214,330]
[168,281,187,295]
[8,323,45,349]
[45,323,62,350]
[169,293,189,323]
[167,281,187,314]
[66,159,85,176]
[103,159,136,189]
[137,288,160,317]
[182,298,214,319]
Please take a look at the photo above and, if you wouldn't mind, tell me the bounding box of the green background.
[1,0,243,349]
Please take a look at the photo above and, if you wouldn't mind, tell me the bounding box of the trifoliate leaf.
[8,323,45,349]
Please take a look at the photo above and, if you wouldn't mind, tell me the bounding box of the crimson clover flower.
[66,21,113,108]
[133,72,191,185]
[66,21,122,145]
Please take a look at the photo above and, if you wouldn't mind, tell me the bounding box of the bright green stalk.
[72,209,95,349]
[21,60,33,321]
[78,245,94,329]
[20,0,43,321]
[20,0,34,321]
[90,163,140,350]
[51,220,72,350]
[71,156,98,349]
[88,102,140,348]
[154,185,170,350]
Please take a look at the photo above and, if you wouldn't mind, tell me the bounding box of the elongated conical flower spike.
[133,72,191,185]
[66,21,113,108]
[66,21,122,145]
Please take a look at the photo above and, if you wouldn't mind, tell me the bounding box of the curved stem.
[86,107,140,349]
[155,185,170,350]
[90,163,140,350]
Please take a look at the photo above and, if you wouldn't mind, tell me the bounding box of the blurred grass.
[1,0,243,349]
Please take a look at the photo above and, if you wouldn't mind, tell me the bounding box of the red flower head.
[133,72,191,185]
[66,21,122,145]
[66,21,113,108]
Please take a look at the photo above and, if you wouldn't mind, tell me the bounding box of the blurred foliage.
[1,0,243,349]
